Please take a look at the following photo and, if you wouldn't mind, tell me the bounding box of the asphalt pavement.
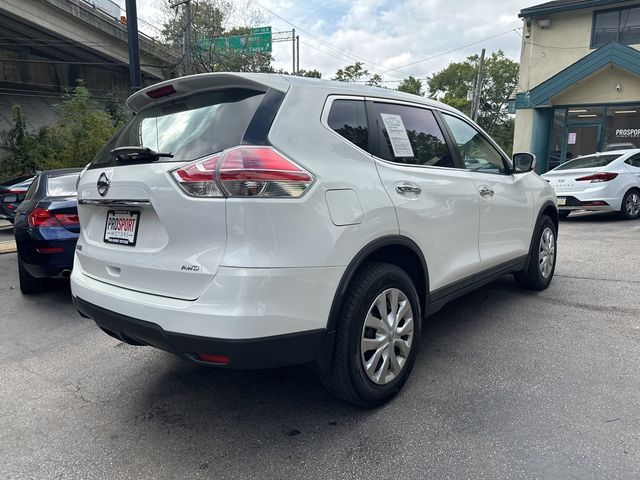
[1,212,639,479]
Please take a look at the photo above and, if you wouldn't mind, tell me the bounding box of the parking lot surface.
[1,213,639,480]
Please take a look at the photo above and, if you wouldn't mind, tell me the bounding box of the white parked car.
[71,73,558,406]
[542,150,640,220]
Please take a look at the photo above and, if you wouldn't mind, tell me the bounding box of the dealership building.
[514,0,640,172]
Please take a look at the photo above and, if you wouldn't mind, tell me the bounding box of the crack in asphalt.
[555,274,640,284]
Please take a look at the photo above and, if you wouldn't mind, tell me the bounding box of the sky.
[114,0,540,84]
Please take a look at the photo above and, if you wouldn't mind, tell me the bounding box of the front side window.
[327,99,369,151]
[593,6,640,47]
[371,103,454,168]
[441,113,508,174]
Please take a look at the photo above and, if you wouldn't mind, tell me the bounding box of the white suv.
[71,73,558,406]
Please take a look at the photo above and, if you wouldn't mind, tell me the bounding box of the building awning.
[516,42,640,109]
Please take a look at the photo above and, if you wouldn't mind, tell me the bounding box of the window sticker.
[567,132,577,145]
[380,113,414,158]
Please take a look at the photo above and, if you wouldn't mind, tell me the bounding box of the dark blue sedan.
[13,168,81,294]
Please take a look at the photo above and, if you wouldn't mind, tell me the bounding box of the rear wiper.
[110,146,174,161]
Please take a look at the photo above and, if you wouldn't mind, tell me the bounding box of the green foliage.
[1,85,118,180]
[45,85,116,169]
[1,106,33,178]
[333,62,369,83]
[298,69,322,78]
[426,51,518,154]
[397,76,424,96]
[333,62,384,87]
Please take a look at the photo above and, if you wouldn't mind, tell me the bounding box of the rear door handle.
[395,183,421,194]
[479,185,494,197]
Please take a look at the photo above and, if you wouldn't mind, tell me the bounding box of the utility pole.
[170,0,193,75]
[124,0,141,91]
[296,35,299,74]
[292,28,296,75]
[471,48,485,122]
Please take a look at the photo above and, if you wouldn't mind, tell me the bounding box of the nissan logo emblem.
[97,173,110,197]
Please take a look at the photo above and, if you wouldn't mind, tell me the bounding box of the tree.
[397,76,424,96]
[426,50,518,154]
[333,62,384,87]
[45,85,116,169]
[1,106,33,177]
[161,0,273,74]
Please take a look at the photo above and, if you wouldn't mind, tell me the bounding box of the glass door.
[564,124,602,162]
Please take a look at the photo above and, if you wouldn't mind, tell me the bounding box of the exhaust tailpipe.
[61,269,72,279]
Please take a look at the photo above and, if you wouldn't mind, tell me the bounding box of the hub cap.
[625,192,640,217]
[539,226,555,279]
[360,288,414,385]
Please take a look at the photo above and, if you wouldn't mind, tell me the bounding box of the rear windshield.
[47,174,79,197]
[554,154,621,170]
[91,88,265,167]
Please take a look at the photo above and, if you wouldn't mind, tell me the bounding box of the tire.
[18,256,45,294]
[514,215,557,291]
[558,211,570,220]
[620,189,640,220]
[320,262,421,407]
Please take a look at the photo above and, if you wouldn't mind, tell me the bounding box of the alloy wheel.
[360,288,414,385]
[625,192,640,217]
[539,226,555,279]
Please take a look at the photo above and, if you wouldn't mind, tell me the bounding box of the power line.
[381,27,522,73]
[252,1,407,78]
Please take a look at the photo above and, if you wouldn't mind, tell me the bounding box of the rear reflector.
[171,146,314,198]
[196,353,231,365]
[581,201,609,206]
[36,247,65,254]
[575,172,618,183]
[146,84,176,99]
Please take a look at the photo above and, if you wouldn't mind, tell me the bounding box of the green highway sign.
[198,26,272,54]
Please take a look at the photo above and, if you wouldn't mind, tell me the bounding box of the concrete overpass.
[0,0,182,131]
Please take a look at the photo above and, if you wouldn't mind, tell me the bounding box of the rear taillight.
[172,154,223,197]
[28,208,58,227]
[575,172,618,183]
[171,147,314,198]
[28,208,79,228]
[55,213,79,227]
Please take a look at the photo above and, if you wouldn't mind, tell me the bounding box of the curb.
[0,241,16,254]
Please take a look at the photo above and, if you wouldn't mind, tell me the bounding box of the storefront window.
[604,106,640,151]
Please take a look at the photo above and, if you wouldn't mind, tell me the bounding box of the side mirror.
[2,194,18,203]
[513,152,536,173]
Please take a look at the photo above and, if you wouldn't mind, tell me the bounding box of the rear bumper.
[556,195,618,212]
[16,240,77,278]
[74,297,330,369]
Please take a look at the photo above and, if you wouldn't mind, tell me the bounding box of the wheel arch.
[327,236,429,332]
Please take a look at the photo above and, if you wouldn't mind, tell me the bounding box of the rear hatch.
[76,81,281,300]
[543,153,623,193]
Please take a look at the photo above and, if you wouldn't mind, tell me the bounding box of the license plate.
[104,210,140,246]
[556,197,566,206]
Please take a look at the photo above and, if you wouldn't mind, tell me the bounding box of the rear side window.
[624,154,640,168]
[47,174,79,197]
[91,88,266,167]
[372,103,454,168]
[327,99,369,152]
[555,154,620,170]
[24,176,40,201]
